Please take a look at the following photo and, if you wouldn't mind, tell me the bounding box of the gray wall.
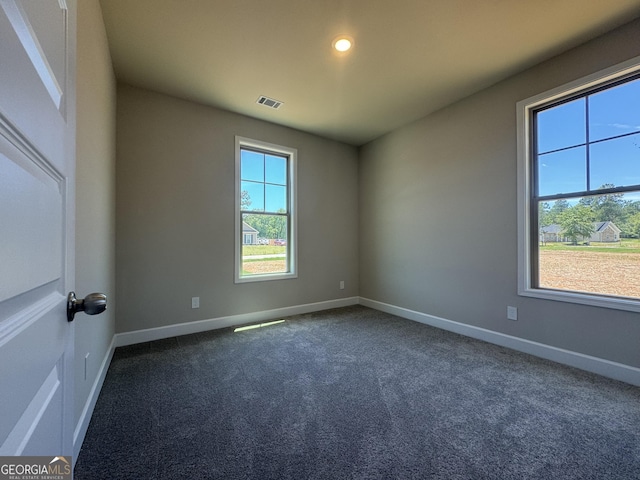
[116,85,359,333]
[358,18,640,368]
[75,0,117,426]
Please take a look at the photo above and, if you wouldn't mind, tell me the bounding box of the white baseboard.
[73,335,116,464]
[115,297,360,347]
[359,297,640,387]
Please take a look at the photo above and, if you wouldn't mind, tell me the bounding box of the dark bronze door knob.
[67,292,107,322]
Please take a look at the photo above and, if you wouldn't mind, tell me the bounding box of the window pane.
[242,213,288,276]
[590,133,640,189]
[241,150,264,182]
[537,146,586,196]
[537,194,640,299]
[537,98,586,154]
[589,77,640,142]
[265,184,286,213]
[265,154,287,185]
[241,181,264,211]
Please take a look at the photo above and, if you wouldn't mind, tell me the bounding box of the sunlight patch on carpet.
[234,319,286,333]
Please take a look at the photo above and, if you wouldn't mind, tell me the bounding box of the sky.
[537,77,640,198]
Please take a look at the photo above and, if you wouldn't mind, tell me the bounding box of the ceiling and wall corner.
[99,0,640,146]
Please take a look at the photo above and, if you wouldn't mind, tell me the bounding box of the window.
[518,57,640,312]
[235,136,297,283]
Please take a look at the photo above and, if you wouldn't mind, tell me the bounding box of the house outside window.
[242,222,258,245]
[517,57,640,312]
[235,136,297,283]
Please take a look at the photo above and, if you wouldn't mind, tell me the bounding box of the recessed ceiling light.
[332,35,353,53]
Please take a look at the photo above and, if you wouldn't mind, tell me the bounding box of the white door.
[0,0,76,457]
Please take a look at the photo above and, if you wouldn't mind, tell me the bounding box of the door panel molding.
[0,134,64,302]
[0,291,61,348]
[0,112,64,184]
[0,364,61,455]
[0,0,65,109]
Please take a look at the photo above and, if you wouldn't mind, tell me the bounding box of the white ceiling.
[99,0,640,146]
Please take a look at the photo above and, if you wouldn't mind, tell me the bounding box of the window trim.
[517,55,640,313]
[234,136,297,283]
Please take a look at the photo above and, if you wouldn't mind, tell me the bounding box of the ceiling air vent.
[257,96,283,109]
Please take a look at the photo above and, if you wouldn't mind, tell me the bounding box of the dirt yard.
[243,260,286,275]
[539,250,640,298]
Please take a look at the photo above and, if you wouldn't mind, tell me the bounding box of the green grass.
[242,257,285,263]
[242,245,286,255]
[540,238,640,254]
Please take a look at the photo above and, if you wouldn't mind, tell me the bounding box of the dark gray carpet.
[74,306,640,479]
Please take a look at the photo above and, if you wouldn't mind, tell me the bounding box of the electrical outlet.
[191,297,200,309]
[340,280,345,290]
[507,306,518,321]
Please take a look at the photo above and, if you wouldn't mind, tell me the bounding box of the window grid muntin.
[533,73,640,203]
[240,146,289,215]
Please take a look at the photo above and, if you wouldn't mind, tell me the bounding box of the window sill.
[235,272,298,284]
[519,286,640,313]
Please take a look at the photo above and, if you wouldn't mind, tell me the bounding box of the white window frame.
[517,55,640,313]
[234,136,297,283]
